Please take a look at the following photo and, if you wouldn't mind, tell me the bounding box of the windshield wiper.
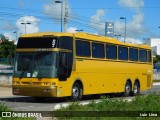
[19,70,26,79]
[19,64,29,79]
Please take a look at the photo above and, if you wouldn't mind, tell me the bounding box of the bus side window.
[59,52,68,81]
[59,53,67,67]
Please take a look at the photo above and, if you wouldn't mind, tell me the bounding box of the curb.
[54,100,101,110]
[153,82,160,86]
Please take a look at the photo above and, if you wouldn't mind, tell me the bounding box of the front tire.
[71,83,82,101]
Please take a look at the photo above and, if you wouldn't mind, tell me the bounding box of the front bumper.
[12,85,57,97]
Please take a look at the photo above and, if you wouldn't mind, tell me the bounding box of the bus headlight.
[52,82,56,86]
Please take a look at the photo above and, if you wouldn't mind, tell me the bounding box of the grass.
[0,102,36,120]
[52,93,160,120]
[153,80,160,82]
[0,102,12,112]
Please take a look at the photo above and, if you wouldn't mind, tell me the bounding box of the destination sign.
[17,37,58,48]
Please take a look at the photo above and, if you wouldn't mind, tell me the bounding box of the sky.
[0,0,160,44]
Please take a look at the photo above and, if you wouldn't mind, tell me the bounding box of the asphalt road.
[0,85,160,111]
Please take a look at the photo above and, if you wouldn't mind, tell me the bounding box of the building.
[145,37,160,56]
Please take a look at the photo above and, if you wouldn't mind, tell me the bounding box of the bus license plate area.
[13,88,20,94]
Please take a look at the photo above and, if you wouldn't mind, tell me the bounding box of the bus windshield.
[13,52,58,78]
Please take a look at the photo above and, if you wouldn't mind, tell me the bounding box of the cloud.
[128,13,145,34]
[130,13,144,28]
[118,37,143,44]
[90,9,106,35]
[0,22,16,41]
[4,33,14,40]
[91,9,106,22]
[114,12,145,38]
[1,16,39,42]
[115,0,146,38]
[88,0,147,40]
[43,4,61,21]
[118,0,144,12]
[89,0,146,40]
[16,16,40,34]
[0,21,16,30]
[66,27,77,33]
[43,1,71,24]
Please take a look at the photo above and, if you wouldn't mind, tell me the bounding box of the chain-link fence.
[0,58,13,86]
[0,58,14,66]
[0,58,13,75]
[154,69,160,80]
[154,63,160,80]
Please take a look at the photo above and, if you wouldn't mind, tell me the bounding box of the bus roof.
[20,32,151,50]
[20,32,73,37]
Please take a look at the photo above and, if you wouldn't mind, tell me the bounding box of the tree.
[153,55,160,63]
[153,57,158,63]
[0,35,16,58]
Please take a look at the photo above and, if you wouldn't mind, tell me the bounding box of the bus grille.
[21,82,41,86]
[21,82,29,85]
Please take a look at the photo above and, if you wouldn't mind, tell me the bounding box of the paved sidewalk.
[153,82,160,86]
[0,87,13,98]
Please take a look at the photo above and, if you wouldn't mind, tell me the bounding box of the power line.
[71,6,160,10]
[0,3,159,37]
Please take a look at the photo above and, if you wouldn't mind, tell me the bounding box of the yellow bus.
[12,32,153,100]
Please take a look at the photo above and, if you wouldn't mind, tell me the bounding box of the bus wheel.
[71,83,82,101]
[124,81,131,97]
[133,81,140,96]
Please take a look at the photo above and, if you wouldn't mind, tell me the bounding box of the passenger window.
[118,46,128,60]
[139,49,147,62]
[76,40,90,57]
[92,42,104,58]
[129,48,138,61]
[106,44,117,59]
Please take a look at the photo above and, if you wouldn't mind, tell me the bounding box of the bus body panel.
[12,32,153,98]
[74,59,152,95]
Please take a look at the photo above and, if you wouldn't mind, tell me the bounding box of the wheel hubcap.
[134,85,138,94]
[73,86,79,98]
[126,84,131,95]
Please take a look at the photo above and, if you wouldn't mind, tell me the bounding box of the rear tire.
[71,83,82,101]
[133,81,140,96]
[124,81,132,97]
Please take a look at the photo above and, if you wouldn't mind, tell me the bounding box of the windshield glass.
[13,52,58,78]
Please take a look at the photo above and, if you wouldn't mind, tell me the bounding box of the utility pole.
[120,17,126,43]
[13,31,17,41]
[64,0,68,32]
[55,1,63,32]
